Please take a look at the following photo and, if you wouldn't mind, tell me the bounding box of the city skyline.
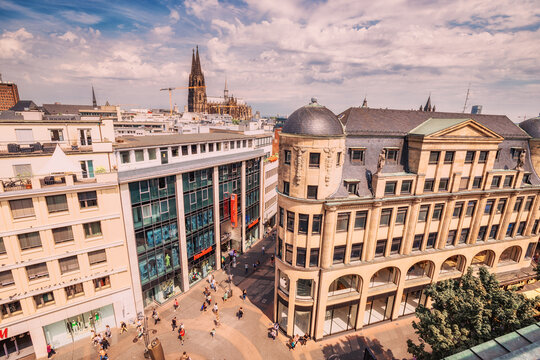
[0,0,539,120]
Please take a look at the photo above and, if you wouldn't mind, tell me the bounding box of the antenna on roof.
[462,83,471,113]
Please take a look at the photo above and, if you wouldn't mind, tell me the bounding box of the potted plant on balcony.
[16,174,32,189]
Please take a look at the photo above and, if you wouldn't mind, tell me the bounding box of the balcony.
[0,140,112,157]
[0,172,117,194]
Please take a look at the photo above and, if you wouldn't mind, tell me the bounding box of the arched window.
[498,246,521,265]
[328,275,360,296]
[370,267,399,288]
[472,250,495,267]
[440,255,466,274]
[406,261,434,280]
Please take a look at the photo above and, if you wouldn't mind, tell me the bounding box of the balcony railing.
[0,172,117,193]
[0,140,112,156]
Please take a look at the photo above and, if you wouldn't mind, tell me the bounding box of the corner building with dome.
[274,99,540,339]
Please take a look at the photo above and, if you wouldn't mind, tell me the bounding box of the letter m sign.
[0,329,7,339]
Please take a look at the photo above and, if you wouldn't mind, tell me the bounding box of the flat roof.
[114,133,256,149]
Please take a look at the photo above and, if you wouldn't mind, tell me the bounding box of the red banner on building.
[230,193,238,228]
[194,246,212,260]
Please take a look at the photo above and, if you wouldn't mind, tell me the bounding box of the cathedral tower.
[188,46,207,113]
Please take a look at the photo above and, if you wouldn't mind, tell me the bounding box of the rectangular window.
[491,176,501,188]
[533,219,540,235]
[191,144,198,154]
[89,249,107,265]
[506,222,515,237]
[307,185,318,199]
[401,180,412,194]
[283,181,290,196]
[354,211,367,229]
[171,147,179,157]
[309,153,320,168]
[279,207,284,227]
[444,151,455,164]
[350,243,363,261]
[284,150,291,165]
[511,148,523,160]
[346,182,358,194]
[424,179,434,192]
[375,240,386,257]
[418,205,429,222]
[52,226,74,244]
[120,151,130,164]
[49,129,64,141]
[426,233,437,248]
[336,213,350,232]
[285,244,293,264]
[514,197,523,212]
[432,203,444,221]
[390,237,402,254]
[0,270,14,287]
[412,235,423,251]
[384,181,397,195]
[465,151,475,164]
[309,248,319,267]
[380,208,392,227]
[46,194,68,213]
[26,263,48,280]
[472,176,483,189]
[517,221,526,236]
[59,256,79,274]
[18,232,42,250]
[459,228,469,244]
[135,149,144,161]
[466,201,476,216]
[438,178,449,191]
[459,177,469,190]
[395,207,408,225]
[0,238,5,255]
[148,148,157,160]
[485,199,495,215]
[496,199,507,214]
[312,215,322,234]
[503,175,513,188]
[94,276,111,290]
[477,226,487,242]
[478,151,488,163]
[429,151,440,164]
[386,149,398,163]
[453,202,464,218]
[523,173,531,185]
[181,145,188,155]
[489,224,499,239]
[209,143,214,152]
[0,301,22,318]
[200,144,206,153]
[65,283,84,299]
[9,199,35,219]
[78,191,98,208]
[298,214,309,234]
[446,230,456,247]
[333,246,346,264]
[83,221,102,238]
[287,211,295,232]
[350,149,365,164]
[525,242,537,259]
[296,248,306,267]
[34,292,55,308]
[525,196,534,211]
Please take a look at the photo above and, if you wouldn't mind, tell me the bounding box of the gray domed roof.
[520,116,540,138]
[282,99,344,137]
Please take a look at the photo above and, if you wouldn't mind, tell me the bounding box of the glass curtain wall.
[219,162,242,251]
[183,169,216,285]
[129,176,181,305]
[245,158,261,249]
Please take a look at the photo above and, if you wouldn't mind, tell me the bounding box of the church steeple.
[188,45,207,113]
[191,49,196,73]
[92,85,97,108]
[362,96,368,108]
[195,45,202,74]
[224,78,229,101]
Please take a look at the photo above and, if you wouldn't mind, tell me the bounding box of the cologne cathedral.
[188,47,252,121]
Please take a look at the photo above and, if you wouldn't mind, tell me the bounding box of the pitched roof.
[409,118,468,136]
[339,108,529,139]
[42,103,94,115]
[9,100,39,111]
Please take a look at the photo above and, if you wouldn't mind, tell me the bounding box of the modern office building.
[115,133,265,309]
[0,111,136,359]
[275,100,540,340]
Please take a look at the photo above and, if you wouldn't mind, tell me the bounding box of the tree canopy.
[407,266,539,360]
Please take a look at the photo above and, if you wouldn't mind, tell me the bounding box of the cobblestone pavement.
[38,232,417,360]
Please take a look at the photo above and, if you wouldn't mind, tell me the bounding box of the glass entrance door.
[323,301,358,336]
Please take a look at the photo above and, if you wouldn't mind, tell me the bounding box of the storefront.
[293,306,312,336]
[0,332,33,359]
[398,285,428,317]
[277,296,288,332]
[143,273,183,306]
[364,292,396,326]
[43,304,115,349]
[245,219,260,249]
[188,247,216,285]
[323,301,358,336]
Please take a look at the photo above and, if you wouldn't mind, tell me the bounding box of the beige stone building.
[275,100,540,340]
[0,110,136,359]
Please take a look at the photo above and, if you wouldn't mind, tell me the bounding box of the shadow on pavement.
[321,334,403,360]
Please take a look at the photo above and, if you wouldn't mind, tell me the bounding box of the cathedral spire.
[191,48,196,73]
[362,96,368,108]
[195,45,202,73]
[423,94,431,112]
[224,77,229,100]
[92,85,97,108]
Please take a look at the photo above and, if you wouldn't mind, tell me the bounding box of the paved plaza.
[36,234,418,360]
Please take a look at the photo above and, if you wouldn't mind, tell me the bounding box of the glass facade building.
[245,158,261,248]
[128,175,182,305]
[218,162,242,252]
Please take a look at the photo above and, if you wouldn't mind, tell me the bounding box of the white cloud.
[60,10,102,25]
[58,31,78,42]
[169,9,180,22]
[152,26,173,36]
[185,0,220,19]
[0,28,33,59]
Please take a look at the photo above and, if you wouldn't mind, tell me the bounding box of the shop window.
[401,180,412,194]
[336,213,350,232]
[59,256,80,274]
[364,294,394,326]
[444,151,454,164]
[94,276,111,290]
[9,198,35,219]
[277,297,288,332]
[399,286,428,317]
[350,243,363,262]
[370,267,398,288]
[18,232,42,250]
[406,261,433,280]
[333,246,346,264]
[307,185,318,199]
[78,191,98,208]
[298,214,309,234]
[83,221,102,238]
[328,275,359,296]
[354,211,367,229]
[312,215,322,234]
[34,292,55,308]
[296,247,306,267]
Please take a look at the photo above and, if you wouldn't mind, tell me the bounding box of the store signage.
[194,246,212,260]
[248,218,259,229]
[0,328,7,339]
[230,194,238,228]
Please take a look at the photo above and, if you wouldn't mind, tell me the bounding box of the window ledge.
[85,235,103,241]
[48,210,69,217]
[12,216,37,223]
[80,207,99,213]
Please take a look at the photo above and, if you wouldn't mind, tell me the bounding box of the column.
[320,206,337,269]
[436,196,456,249]
[213,166,221,270]
[402,199,421,254]
[175,175,190,292]
[498,193,518,240]
[241,161,247,253]
[470,193,489,244]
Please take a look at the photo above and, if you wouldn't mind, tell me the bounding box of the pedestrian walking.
[46,343,56,358]
[174,298,179,311]
[242,289,247,301]
[213,303,218,313]
[201,302,208,312]
[210,328,216,338]
[237,307,244,319]
[99,348,108,360]
[262,246,265,255]
[152,308,160,325]
[180,351,190,360]
[105,325,111,338]
[222,290,228,302]
[215,313,221,327]
[211,279,217,292]
[228,274,233,283]
[101,337,110,351]
[244,263,248,274]
[206,294,212,305]
[172,317,177,331]
[178,327,185,345]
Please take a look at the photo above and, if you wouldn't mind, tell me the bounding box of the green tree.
[407,266,538,359]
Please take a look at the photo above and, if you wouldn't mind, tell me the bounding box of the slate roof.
[9,100,39,112]
[283,102,344,137]
[42,103,94,115]
[519,116,540,139]
[339,108,530,139]
[0,110,24,120]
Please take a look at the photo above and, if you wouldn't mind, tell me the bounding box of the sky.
[0,0,539,121]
